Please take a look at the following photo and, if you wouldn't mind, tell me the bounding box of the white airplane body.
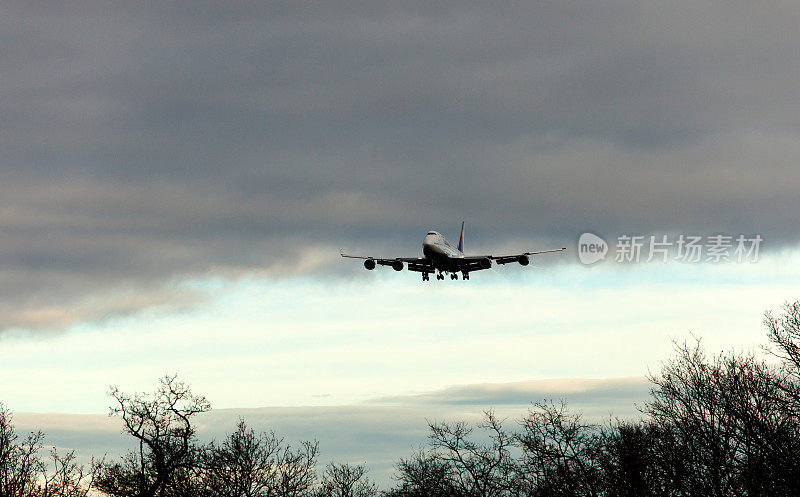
[342,222,566,281]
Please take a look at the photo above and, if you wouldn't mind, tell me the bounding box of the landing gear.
[426,270,469,281]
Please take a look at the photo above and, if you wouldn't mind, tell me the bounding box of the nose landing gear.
[462,271,469,280]
[422,272,430,281]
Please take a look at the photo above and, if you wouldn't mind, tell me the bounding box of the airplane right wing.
[340,253,434,273]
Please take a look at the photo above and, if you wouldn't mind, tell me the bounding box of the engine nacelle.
[364,259,376,270]
[392,260,404,271]
[480,257,492,269]
[518,255,530,266]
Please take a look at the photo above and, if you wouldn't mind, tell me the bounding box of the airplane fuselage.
[422,231,464,271]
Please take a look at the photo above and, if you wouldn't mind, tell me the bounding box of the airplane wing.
[488,247,568,265]
[460,247,568,270]
[340,253,433,273]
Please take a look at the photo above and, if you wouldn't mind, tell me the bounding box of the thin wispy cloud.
[369,377,650,410]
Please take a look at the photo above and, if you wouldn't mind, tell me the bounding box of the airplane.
[341,222,566,281]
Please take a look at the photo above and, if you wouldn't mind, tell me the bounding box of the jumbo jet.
[341,222,566,281]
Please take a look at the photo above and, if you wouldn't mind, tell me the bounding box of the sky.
[2,0,800,487]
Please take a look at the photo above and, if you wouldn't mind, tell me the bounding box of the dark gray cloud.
[2,1,800,331]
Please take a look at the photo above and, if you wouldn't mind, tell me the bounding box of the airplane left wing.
[489,247,568,265]
[460,246,567,270]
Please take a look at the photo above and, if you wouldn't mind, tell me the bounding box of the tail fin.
[457,221,465,252]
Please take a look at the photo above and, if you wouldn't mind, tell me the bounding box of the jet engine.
[364,259,376,270]
[480,257,492,269]
[518,255,530,266]
[392,260,404,271]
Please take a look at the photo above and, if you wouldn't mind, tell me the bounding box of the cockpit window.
[427,231,437,235]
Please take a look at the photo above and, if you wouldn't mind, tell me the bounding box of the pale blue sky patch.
[2,251,796,414]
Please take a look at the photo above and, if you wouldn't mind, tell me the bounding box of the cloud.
[2,1,800,332]
[369,377,650,411]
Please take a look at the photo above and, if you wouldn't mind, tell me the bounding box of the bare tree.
[315,462,376,497]
[644,337,800,496]
[764,300,800,373]
[96,374,211,497]
[388,450,459,497]
[764,301,800,422]
[0,402,42,497]
[199,418,319,497]
[426,411,516,497]
[200,419,282,496]
[0,403,97,497]
[39,449,101,497]
[598,419,679,497]
[516,400,602,497]
[646,341,756,497]
[273,439,319,497]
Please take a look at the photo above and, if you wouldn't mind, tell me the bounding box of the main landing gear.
[424,271,469,281]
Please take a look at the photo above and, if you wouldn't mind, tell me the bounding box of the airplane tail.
[457,221,465,252]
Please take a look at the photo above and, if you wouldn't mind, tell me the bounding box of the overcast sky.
[2,1,800,331]
[2,1,800,484]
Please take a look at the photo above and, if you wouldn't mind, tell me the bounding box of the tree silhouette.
[0,403,98,497]
[199,419,319,497]
[516,400,602,497]
[644,340,800,496]
[386,450,459,497]
[96,374,210,497]
[315,462,376,497]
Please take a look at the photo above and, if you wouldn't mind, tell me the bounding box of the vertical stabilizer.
[457,221,465,252]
